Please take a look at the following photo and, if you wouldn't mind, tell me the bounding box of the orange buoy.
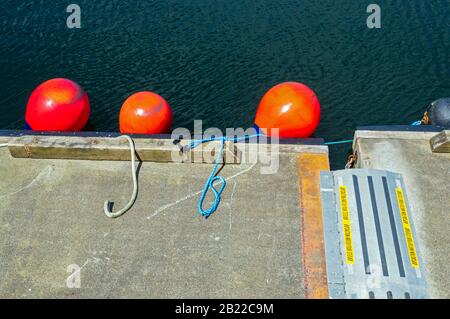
[25,78,90,131]
[254,82,321,138]
[119,91,173,134]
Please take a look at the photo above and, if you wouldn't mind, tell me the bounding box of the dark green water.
[0,1,449,167]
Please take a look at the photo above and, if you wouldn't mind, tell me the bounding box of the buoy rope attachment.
[104,135,139,219]
[411,111,429,126]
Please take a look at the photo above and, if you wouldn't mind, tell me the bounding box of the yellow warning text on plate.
[339,186,354,265]
[395,187,419,269]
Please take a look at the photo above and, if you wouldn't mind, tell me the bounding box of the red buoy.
[119,91,173,134]
[25,78,90,131]
[254,82,321,138]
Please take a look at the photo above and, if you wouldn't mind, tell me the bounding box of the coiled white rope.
[104,135,139,219]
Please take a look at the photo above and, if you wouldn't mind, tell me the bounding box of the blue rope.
[324,139,353,145]
[411,120,422,126]
[187,134,262,218]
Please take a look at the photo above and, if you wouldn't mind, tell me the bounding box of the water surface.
[0,1,449,167]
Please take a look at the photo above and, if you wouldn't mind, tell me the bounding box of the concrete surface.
[0,135,327,298]
[354,129,450,299]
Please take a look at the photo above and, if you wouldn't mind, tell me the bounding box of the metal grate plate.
[320,169,428,299]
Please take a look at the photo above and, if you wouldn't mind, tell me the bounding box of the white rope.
[104,135,139,219]
[0,144,8,148]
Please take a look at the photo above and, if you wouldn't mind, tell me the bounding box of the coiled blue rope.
[187,133,263,218]
[411,120,422,126]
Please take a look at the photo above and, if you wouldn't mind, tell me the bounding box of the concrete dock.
[0,126,448,299]
[353,127,450,299]
[0,132,329,298]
